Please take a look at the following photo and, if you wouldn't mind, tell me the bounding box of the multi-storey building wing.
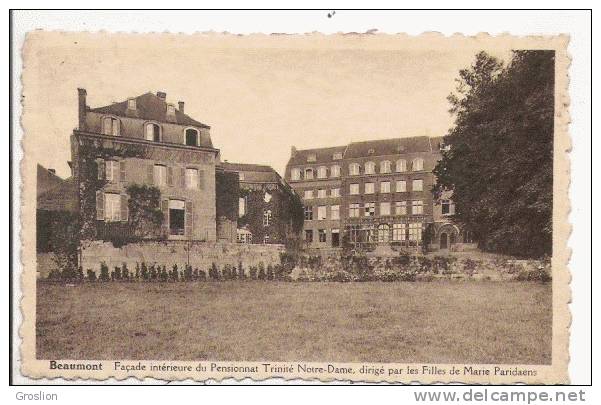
[71,89,219,242]
[285,136,476,252]
[285,145,346,248]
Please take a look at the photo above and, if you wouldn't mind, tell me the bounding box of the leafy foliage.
[433,51,554,258]
[126,184,164,239]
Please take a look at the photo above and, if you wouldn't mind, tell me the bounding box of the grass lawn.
[36,280,552,364]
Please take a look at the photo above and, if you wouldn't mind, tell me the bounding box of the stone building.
[219,162,304,246]
[71,89,219,242]
[285,136,475,252]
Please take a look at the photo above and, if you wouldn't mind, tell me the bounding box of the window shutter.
[96,190,105,220]
[198,169,204,189]
[119,161,126,183]
[185,201,193,238]
[147,164,154,184]
[161,199,169,236]
[120,194,128,222]
[180,168,186,188]
[97,159,105,180]
[167,166,174,186]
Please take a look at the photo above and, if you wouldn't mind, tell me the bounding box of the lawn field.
[36,281,552,364]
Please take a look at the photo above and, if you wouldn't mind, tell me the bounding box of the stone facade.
[71,89,219,242]
[285,136,475,252]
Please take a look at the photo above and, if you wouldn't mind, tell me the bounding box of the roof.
[219,162,281,184]
[287,145,347,166]
[37,177,78,212]
[37,164,65,195]
[90,92,210,129]
[345,136,433,159]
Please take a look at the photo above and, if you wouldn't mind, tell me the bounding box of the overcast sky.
[23,33,511,178]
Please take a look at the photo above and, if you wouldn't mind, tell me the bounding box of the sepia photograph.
[16,25,572,384]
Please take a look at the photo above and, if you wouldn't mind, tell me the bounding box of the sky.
[22,33,511,178]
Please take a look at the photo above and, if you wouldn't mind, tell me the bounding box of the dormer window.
[368,148,375,155]
[307,154,317,163]
[380,160,391,173]
[396,159,407,172]
[333,152,343,160]
[102,116,120,136]
[145,123,161,142]
[317,166,327,179]
[127,98,136,110]
[304,168,314,180]
[365,161,376,174]
[412,158,424,171]
[167,103,176,115]
[185,128,199,146]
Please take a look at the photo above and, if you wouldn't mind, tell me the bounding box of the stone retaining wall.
[80,240,285,273]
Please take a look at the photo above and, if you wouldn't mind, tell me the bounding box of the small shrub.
[122,263,129,281]
[86,269,96,282]
[198,269,207,281]
[209,263,220,280]
[238,261,245,279]
[516,268,552,282]
[149,264,158,281]
[258,263,266,280]
[249,266,258,280]
[266,264,274,280]
[141,262,148,281]
[114,266,122,281]
[99,262,110,282]
[135,262,140,280]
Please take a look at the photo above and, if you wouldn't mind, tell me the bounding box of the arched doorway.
[440,233,448,249]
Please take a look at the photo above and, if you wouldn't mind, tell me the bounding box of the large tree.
[433,50,554,258]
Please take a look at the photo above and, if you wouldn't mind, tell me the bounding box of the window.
[348,225,361,243]
[364,202,375,217]
[396,180,407,192]
[442,200,452,215]
[393,223,407,241]
[409,223,423,242]
[102,116,120,136]
[307,154,316,162]
[380,160,391,173]
[349,203,360,218]
[412,158,424,171]
[304,206,313,220]
[304,190,314,200]
[105,160,119,182]
[464,230,474,243]
[185,168,199,189]
[412,200,424,215]
[412,179,423,192]
[237,229,252,244]
[263,210,272,227]
[331,205,340,220]
[104,193,121,222]
[145,123,161,142]
[185,128,199,146]
[395,201,407,215]
[317,189,327,198]
[304,168,314,180]
[331,188,340,198]
[318,229,327,243]
[365,161,375,174]
[333,152,343,160]
[317,166,327,179]
[349,184,360,195]
[349,163,360,176]
[291,168,301,181]
[396,159,407,172]
[305,230,313,243]
[317,206,327,220]
[377,224,390,243]
[153,165,167,186]
[331,229,340,247]
[239,197,246,217]
[127,98,136,110]
[331,165,341,177]
[380,202,391,216]
[167,104,176,114]
[239,172,245,181]
[380,181,391,193]
[365,182,375,194]
[263,235,270,244]
[169,199,185,236]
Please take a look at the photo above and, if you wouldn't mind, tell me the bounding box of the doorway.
[440,233,448,249]
[331,229,340,247]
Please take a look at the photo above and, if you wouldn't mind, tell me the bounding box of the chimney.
[291,146,297,157]
[178,101,184,113]
[77,88,87,131]
[156,91,167,100]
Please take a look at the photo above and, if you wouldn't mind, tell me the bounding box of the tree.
[433,50,554,258]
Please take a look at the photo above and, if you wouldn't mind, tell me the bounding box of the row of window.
[290,158,425,181]
[304,228,340,244]
[347,223,423,243]
[100,116,201,147]
[303,200,425,220]
[349,179,423,195]
[348,201,424,217]
[303,188,341,200]
[149,164,203,190]
[305,152,343,163]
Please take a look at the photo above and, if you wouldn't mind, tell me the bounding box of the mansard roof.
[345,136,433,159]
[287,145,347,166]
[219,162,282,184]
[90,92,210,129]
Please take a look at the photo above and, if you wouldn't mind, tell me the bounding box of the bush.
[114,266,122,281]
[141,262,148,280]
[249,266,257,280]
[149,264,158,281]
[266,264,274,280]
[516,268,552,282]
[209,263,220,280]
[122,263,129,281]
[198,269,207,281]
[99,262,110,282]
[87,269,97,282]
[238,261,245,279]
[258,263,266,280]
[135,263,140,280]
